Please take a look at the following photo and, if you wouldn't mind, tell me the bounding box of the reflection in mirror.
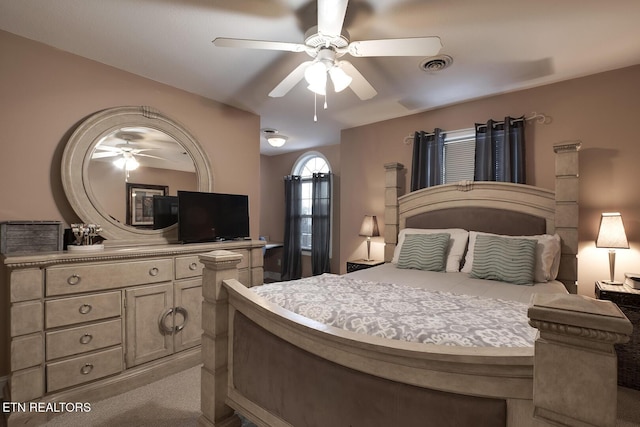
[89,127,197,227]
[62,106,213,246]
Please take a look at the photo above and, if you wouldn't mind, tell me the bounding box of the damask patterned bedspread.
[252,274,536,347]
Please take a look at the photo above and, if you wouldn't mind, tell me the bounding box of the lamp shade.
[596,212,629,249]
[359,215,380,238]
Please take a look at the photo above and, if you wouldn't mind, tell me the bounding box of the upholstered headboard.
[383,142,581,293]
[405,207,546,237]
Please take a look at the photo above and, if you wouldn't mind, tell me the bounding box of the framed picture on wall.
[126,183,168,227]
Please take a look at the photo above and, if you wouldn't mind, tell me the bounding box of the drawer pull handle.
[79,304,92,315]
[189,262,198,271]
[67,274,81,285]
[80,363,93,375]
[149,267,159,277]
[174,306,189,332]
[158,308,174,335]
[79,334,93,345]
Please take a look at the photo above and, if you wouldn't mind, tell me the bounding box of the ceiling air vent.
[419,55,453,73]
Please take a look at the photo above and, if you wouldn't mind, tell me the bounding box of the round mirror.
[62,106,213,246]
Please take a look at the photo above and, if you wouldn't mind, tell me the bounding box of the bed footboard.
[199,250,632,427]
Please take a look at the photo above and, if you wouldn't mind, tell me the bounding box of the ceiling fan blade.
[94,145,122,152]
[317,0,349,38]
[269,61,313,98]
[339,61,377,100]
[136,153,169,161]
[213,37,308,53]
[91,152,119,159]
[348,37,442,57]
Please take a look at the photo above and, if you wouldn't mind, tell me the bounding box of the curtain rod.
[403,112,549,145]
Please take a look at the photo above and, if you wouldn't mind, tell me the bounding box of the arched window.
[292,152,331,251]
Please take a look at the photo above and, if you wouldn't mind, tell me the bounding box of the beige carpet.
[43,365,640,427]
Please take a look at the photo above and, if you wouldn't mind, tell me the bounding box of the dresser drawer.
[45,258,174,296]
[175,255,203,279]
[46,319,122,360]
[46,346,123,392]
[46,292,121,329]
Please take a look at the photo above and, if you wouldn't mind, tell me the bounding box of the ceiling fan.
[92,137,165,171]
[213,0,442,101]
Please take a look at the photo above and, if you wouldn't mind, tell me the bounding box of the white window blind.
[443,129,475,184]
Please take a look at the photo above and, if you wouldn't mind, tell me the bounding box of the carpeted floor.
[40,365,640,426]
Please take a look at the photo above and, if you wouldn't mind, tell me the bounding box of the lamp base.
[601,280,623,286]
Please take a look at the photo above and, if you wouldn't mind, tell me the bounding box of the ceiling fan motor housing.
[305,26,350,55]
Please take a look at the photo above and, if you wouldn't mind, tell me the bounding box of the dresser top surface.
[2,240,265,269]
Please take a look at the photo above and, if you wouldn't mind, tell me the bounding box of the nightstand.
[346,259,384,273]
[595,280,640,390]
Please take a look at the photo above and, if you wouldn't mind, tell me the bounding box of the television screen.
[177,191,250,243]
[152,195,179,230]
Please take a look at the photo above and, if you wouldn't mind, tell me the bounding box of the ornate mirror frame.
[62,106,213,246]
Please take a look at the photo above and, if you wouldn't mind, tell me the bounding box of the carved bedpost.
[553,141,581,294]
[528,294,632,427]
[384,162,405,262]
[199,250,243,427]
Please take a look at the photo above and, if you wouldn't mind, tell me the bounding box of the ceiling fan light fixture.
[114,154,139,171]
[328,65,352,92]
[307,82,327,96]
[304,61,327,87]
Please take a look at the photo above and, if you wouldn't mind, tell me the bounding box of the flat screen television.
[177,191,250,243]
[152,195,179,230]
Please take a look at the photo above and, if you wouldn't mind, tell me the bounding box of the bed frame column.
[528,293,632,427]
[553,141,581,294]
[199,250,243,427]
[384,162,405,262]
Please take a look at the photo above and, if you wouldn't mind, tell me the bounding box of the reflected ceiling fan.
[213,0,442,103]
[92,137,165,171]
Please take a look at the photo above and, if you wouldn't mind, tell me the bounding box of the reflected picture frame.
[126,183,168,227]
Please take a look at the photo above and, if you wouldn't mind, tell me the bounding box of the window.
[443,129,475,184]
[292,152,331,251]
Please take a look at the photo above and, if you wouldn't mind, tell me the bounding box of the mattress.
[253,265,567,347]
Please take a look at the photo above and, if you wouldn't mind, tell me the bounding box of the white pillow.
[461,231,561,282]
[392,228,469,272]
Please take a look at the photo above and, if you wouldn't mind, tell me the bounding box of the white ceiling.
[2,0,639,155]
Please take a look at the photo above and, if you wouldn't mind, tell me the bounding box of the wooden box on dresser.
[1,240,264,426]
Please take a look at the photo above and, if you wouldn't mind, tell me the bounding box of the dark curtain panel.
[474,116,526,183]
[281,175,302,281]
[311,173,332,275]
[410,128,445,191]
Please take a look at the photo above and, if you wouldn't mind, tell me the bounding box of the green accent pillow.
[397,233,450,272]
[470,235,536,285]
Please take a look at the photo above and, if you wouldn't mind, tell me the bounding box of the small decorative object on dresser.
[346,259,384,273]
[596,280,640,390]
[67,223,105,252]
[0,220,64,254]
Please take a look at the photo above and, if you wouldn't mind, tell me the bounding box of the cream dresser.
[2,240,263,426]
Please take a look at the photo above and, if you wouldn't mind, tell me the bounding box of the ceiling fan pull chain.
[314,92,318,122]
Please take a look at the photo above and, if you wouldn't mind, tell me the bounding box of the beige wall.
[339,65,640,296]
[0,31,261,377]
[260,145,341,275]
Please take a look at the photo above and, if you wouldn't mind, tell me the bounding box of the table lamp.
[595,212,629,285]
[359,215,379,261]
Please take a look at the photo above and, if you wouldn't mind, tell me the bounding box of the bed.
[198,141,632,427]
